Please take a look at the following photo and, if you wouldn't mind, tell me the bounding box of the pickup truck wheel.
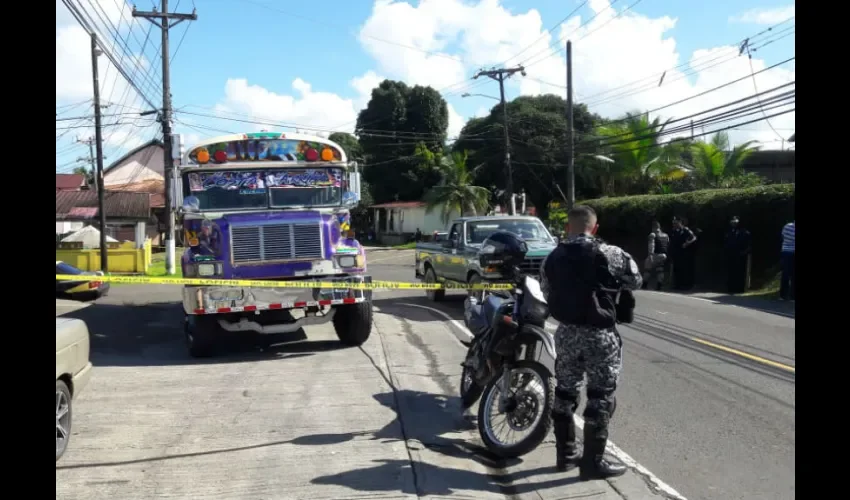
[185,315,218,358]
[424,267,445,302]
[468,274,488,302]
[333,302,373,346]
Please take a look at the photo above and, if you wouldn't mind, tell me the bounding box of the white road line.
[395,301,689,500]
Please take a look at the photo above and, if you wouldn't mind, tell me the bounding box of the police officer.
[642,220,670,291]
[540,205,642,480]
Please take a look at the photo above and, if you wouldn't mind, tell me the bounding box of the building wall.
[377,205,460,235]
[103,145,165,186]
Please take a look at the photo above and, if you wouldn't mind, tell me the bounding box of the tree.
[591,112,690,195]
[422,150,490,224]
[688,131,761,188]
[356,80,449,203]
[328,132,363,162]
[73,166,94,186]
[453,95,602,219]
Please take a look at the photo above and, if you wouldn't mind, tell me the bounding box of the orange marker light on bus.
[321,148,334,161]
[196,149,210,163]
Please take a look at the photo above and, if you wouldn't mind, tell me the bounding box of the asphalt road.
[367,249,796,500]
[55,259,669,499]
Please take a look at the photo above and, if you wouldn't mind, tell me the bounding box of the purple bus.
[178,132,370,357]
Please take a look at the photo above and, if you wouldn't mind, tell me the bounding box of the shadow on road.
[61,301,346,367]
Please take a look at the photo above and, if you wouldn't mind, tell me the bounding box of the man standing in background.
[779,220,795,301]
[642,220,669,291]
[724,216,752,294]
[670,217,697,290]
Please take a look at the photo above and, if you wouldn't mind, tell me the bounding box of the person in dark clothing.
[670,217,697,290]
[414,228,422,242]
[540,205,642,480]
[724,216,752,294]
[642,220,670,291]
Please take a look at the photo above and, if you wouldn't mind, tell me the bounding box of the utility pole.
[89,32,109,272]
[76,137,107,191]
[474,65,526,215]
[134,0,197,275]
[565,41,575,210]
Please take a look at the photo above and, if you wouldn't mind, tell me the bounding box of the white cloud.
[729,5,795,25]
[56,0,161,166]
[212,77,373,135]
[199,0,793,151]
[446,103,465,140]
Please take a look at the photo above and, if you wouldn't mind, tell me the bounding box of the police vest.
[544,239,618,327]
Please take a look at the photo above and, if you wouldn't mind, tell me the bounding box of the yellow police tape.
[55,274,513,291]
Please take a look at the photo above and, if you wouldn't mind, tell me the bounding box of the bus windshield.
[184,168,344,211]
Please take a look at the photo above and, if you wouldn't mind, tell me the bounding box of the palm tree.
[688,132,760,188]
[593,112,690,194]
[423,150,490,224]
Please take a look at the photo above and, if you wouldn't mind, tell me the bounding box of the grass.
[146,255,183,277]
[741,271,781,299]
[391,242,417,249]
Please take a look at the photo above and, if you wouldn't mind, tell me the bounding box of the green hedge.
[581,184,795,290]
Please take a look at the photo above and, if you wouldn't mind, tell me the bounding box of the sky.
[55,0,796,174]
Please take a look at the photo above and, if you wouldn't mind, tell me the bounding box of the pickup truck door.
[434,223,460,280]
[444,222,469,282]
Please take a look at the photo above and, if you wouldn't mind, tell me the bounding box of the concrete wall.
[57,240,152,274]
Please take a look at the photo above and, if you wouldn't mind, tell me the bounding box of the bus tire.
[333,302,373,346]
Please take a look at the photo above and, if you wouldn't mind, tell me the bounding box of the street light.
[461,93,500,101]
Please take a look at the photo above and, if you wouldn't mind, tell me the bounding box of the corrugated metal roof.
[56,174,85,190]
[56,190,151,220]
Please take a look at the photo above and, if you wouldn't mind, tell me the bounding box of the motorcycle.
[460,265,557,458]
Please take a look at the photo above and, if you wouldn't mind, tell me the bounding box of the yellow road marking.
[688,337,795,373]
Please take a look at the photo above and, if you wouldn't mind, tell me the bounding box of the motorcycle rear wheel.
[477,360,554,458]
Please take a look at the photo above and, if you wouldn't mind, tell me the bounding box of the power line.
[500,0,590,67]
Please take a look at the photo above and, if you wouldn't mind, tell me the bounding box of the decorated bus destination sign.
[187,135,344,165]
[188,169,343,194]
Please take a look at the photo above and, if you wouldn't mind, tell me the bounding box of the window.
[183,168,344,211]
[56,262,82,275]
[466,219,553,244]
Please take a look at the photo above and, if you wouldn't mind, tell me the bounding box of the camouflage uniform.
[540,234,642,477]
[642,230,669,290]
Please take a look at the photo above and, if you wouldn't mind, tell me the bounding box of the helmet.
[479,230,529,274]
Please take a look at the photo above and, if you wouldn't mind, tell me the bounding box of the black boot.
[579,424,627,480]
[553,414,580,471]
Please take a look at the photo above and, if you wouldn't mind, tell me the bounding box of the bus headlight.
[338,255,357,268]
[197,264,216,276]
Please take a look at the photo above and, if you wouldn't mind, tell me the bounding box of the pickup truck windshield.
[184,168,344,211]
[466,219,553,244]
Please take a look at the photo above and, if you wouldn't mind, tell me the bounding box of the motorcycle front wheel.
[460,338,486,409]
[477,359,554,458]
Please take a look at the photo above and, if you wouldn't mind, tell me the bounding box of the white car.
[56,317,93,462]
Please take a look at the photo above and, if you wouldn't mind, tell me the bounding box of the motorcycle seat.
[483,294,512,327]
